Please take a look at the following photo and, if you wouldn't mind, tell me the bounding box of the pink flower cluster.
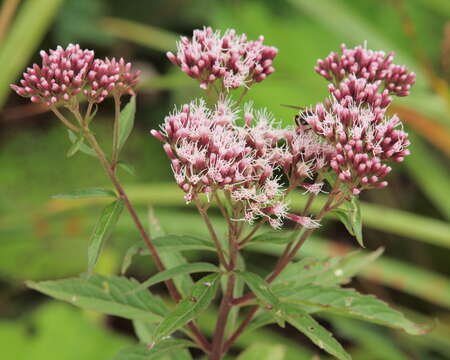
[315,44,416,96]
[305,98,410,194]
[11,44,140,106]
[152,98,321,229]
[300,44,414,194]
[279,128,335,185]
[167,27,277,90]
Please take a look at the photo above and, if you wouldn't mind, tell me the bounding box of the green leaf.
[147,211,196,297]
[324,315,412,360]
[132,320,157,343]
[131,320,194,360]
[130,263,220,294]
[279,303,351,360]
[276,284,426,335]
[118,161,136,176]
[237,343,286,360]
[52,188,117,200]
[249,230,300,245]
[349,197,363,247]
[152,274,220,344]
[88,200,124,274]
[334,197,364,247]
[272,248,384,287]
[113,339,195,360]
[244,311,276,335]
[143,235,216,253]
[67,130,97,157]
[235,271,279,306]
[332,208,355,236]
[66,133,85,157]
[121,242,146,275]
[252,240,450,309]
[26,274,168,321]
[117,96,136,152]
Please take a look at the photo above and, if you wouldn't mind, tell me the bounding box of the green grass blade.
[0,0,63,108]
[100,17,177,52]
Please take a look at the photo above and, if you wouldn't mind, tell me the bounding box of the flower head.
[315,43,415,96]
[152,97,291,228]
[305,99,410,194]
[11,45,140,106]
[167,27,277,90]
[11,44,94,106]
[84,57,140,103]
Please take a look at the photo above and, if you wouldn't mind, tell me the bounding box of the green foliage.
[68,129,97,157]
[0,302,131,360]
[130,262,220,294]
[235,271,280,306]
[0,0,64,107]
[272,249,384,287]
[52,188,117,199]
[113,340,196,360]
[27,274,168,321]
[275,284,425,335]
[3,1,450,359]
[237,343,286,360]
[88,199,124,273]
[131,321,194,360]
[152,274,220,344]
[125,235,216,260]
[279,303,351,360]
[54,0,112,45]
[118,161,137,176]
[324,316,410,360]
[333,197,363,247]
[100,17,178,52]
[247,229,301,245]
[117,96,137,153]
[66,132,86,157]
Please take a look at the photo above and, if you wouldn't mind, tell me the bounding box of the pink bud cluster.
[305,99,410,194]
[11,44,94,106]
[11,44,140,106]
[85,58,140,103]
[328,76,391,122]
[152,98,293,228]
[167,27,277,90]
[315,44,416,97]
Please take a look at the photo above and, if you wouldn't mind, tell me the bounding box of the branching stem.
[53,108,210,353]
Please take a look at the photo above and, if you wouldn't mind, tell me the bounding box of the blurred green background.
[0,0,449,359]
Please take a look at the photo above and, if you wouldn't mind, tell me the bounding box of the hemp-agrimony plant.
[12,29,425,360]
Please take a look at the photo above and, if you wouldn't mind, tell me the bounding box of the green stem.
[195,199,229,269]
[111,94,121,171]
[209,273,236,360]
[50,107,80,133]
[236,87,249,106]
[210,209,239,360]
[83,130,210,352]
